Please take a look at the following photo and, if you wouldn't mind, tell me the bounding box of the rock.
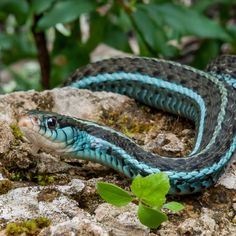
[233,202,236,211]
[178,208,216,235]
[52,87,132,120]
[36,152,72,174]
[155,221,180,236]
[0,179,85,226]
[40,217,109,236]
[90,43,132,62]
[177,208,236,236]
[144,132,185,155]
[57,178,85,195]
[95,203,149,236]
[218,157,236,190]
[0,178,12,195]
[0,165,12,195]
[0,121,14,154]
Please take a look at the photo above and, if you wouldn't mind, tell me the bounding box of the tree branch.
[32,14,51,89]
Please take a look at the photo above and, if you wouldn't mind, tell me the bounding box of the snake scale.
[18,55,236,195]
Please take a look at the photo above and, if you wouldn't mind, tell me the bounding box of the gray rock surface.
[218,157,236,189]
[95,203,149,236]
[144,133,185,154]
[0,179,85,223]
[0,88,235,235]
[177,208,236,236]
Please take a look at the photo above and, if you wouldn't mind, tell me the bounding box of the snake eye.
[47,117,57,129]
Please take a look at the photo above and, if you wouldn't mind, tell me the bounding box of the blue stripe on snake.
[70,72,206,155]
[18,55,236,194]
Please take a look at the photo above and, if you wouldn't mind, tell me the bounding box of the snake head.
[18,110,77,154]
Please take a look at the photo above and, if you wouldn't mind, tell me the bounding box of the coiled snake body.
[18,55,236,195]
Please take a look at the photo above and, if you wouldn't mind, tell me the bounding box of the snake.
[18,55,236,195]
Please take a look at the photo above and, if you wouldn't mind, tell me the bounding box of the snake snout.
[18,115,38,129]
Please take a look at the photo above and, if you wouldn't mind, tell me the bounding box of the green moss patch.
[10,124,24,140]
[100,109,154,139]
[10,171,54,186]
[5,217,51,236]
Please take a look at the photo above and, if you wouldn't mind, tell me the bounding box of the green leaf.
[138,203,168,229]
[135,33,152,57]
[139,3,230,41]
[163,202,184,213]
[38,0,96,29]
[0,0,29,24]
[104,25,131,52]
[193,0,234,12]
[131,173,170,208]
[86,13,106,51]
[192,40,220,69]
[118,9,132,32]
[192,0,217,12]
[0,33,13,49]
[97,182,133,207]
[0,32,36,64]
[31,0,55,14]
[132,7,172,56]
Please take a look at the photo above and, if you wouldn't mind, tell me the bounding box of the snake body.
[18,55,236,195]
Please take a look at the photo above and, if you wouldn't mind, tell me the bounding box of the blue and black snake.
[18,55,236,195]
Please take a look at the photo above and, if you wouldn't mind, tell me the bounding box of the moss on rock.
[10,124,24,140]
[5,217,51,236]
[0,179,12,194]
[9,171,55,186]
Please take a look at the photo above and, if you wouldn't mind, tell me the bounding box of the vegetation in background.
[97,173,184,229]
[0,0,235,92]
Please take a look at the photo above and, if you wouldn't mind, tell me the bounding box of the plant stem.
[32,14,51,89]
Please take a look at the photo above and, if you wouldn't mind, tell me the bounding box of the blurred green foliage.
[0,0,235,92]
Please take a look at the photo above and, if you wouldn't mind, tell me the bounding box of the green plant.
[97,173,184,229]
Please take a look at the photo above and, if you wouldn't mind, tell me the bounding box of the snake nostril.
[18,116,33,128]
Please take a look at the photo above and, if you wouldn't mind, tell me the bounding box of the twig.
[32,14,51,89]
